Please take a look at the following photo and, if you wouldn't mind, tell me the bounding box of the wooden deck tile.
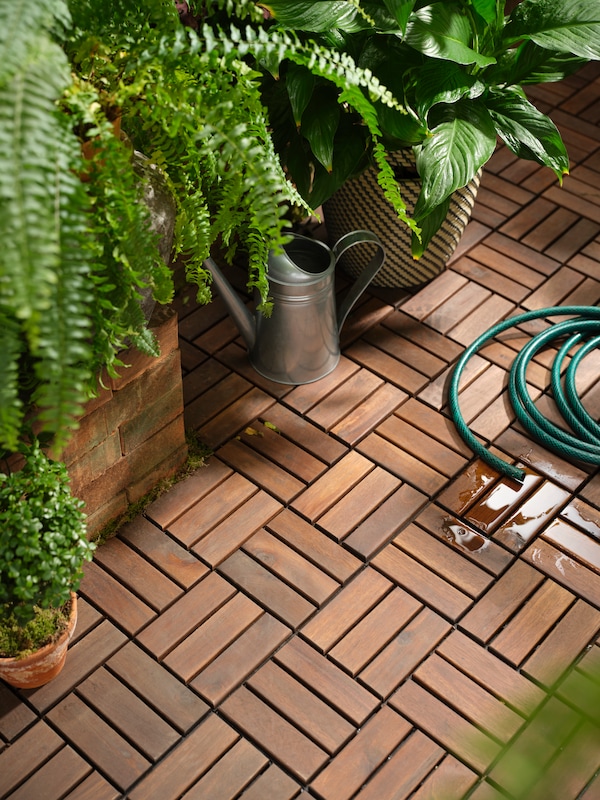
[274,637,380,725]
[0,683,36,740]
[242,528,339,605]
[62,772,121,799]
[301,568,393,653]
[331,382,406,445]
[396,397,472,455]
[283,356,360,415]
[237,764,300,800]
[118,517,208,589]
[266,508,362,583]
[372,542,474,621]
[460,560,545,643]
[220,686,329,783]
[317,467,401,541]
[92,536,182,612]
[344,483,427,560]
[358,432,450,495]
[424,282,492,336]
[196,385,277,449]
[359,607,451,699]
[107,642,209,732]
[189,613,290,705]
[309,707,410,800]
[462,471,543,533]
[543,517,600,571]
[247,661,355,754]
[0,722,64,798]
[181,738,268,799]
[305,368,384,432]
[376,414,468,477]
[128,714,239,800]
[5,746,91,800]
[400,269,468,320]
[47,695,151,792]
[493,481,571,551]
[216,438,306,503]
[389,679,501,774]
[408,753,478,800]
[218,549,317,626]
[78,561,157,635]
[291,451,374,522]
[192,490,282,567]
[346,338,430,394]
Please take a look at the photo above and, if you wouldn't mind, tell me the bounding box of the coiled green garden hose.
[448,306,600,483]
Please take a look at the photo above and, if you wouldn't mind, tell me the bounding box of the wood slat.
[216,438,306,503]
[292,451,374,521]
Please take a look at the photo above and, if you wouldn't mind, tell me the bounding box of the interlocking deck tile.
[317,467,401,541]
[309,707,410,800]
[396,397,472,455]
[47,695,151,792]
[358,433,450,495]
[216,438,306,503]
[5,746,91,800]
[376,414,468,477]
[331,382,407,445]
[346,338,430,394]
[389,680,500,775]
[92,536,182,612]
[77,668,180,761]
[283,356,360,415]
[163,592,262,682]
[0,683,36,740]
[437,460,503,516]
[237,764,300,800]
[145,456,233,529]
[305,369,384,432]
[241,529,339,606]
[247,661,355,754]
[425,282,493,336]
[192,490,282,567]
[460,560,545,643]
[493,481,572,551]
[196,385,277,449]
[525,538,600,609]
[213,340,292,400]
[180,738,268,800]
[266,508,362,583]
[328,587,423,676]
[415,653,525,741]
[349,729,443,800]
[438,631,546,717]
[25,621,127,714]
[409,753,478,800]
[544,517,600,570]
[227,419,329,483]
[0,722,63,798]
[461,471,543,533]
[107,643,208,732]
[560,497,600,537]
[359,607,450,699]
[274,637,379,725]
[62,772,121,799]
[220,686,329,784]
[136,571,235,659]
[523,600,600,687]
[372,542,474,621]
[292,451,373,522]
[490,580,575,666]
[400,269,468,320]
[184,370,248,431]
[190,613,290,705]
[368,322,450,377]
[79,561,156,635]
[127,713,239,800]
[118,517,208,589]
[454,255,531,303]
[301,568,392,653]
[344,483,428,560]
[219,549,317,627]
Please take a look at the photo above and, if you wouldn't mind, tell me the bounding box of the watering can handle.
[333,230,385,330]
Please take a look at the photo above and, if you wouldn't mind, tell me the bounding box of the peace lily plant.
[260,0,600,256]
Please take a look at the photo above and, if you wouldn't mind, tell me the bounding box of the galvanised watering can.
[204,230,385,384]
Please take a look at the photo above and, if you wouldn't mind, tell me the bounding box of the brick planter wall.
[59,306,188,537]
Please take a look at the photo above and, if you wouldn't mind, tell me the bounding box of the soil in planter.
[0,599,72,659]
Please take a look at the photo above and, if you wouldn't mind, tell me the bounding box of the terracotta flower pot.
[0,594,78,689]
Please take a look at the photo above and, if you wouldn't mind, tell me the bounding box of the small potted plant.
[259,0,600,286]
[0,440,95,689]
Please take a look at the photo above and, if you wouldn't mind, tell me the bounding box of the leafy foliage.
[261,0,600,255]
[0,440,94,632]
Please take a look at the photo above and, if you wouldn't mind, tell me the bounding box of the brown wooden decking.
[2,63,600,800]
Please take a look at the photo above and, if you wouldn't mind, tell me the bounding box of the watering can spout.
[204,257,256,352]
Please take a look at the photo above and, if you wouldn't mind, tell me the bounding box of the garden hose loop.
[448,306,600,482]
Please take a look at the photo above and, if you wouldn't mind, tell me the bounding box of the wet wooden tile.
[524,538,600,610]
[543,517,600,570]
[493,481,571,551]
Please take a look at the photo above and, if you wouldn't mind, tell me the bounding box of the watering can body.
[205,230,385,385]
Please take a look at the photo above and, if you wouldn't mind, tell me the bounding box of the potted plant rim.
[259,0,600,286]
[0,440,95,689]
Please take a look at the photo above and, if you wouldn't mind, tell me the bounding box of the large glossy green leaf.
[413,99,496,220]
[381,0,416,31]
[413,61,484,120]
[301,88,340,171]
[265,1,363,32]
[405,4,497,66]
[285,63,315,126]
[471,0,498,25]
[508,0,600,60]
[486,40,587,85]
[486,89,569,179]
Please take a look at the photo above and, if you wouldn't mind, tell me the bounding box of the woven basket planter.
[323,151,481,288]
